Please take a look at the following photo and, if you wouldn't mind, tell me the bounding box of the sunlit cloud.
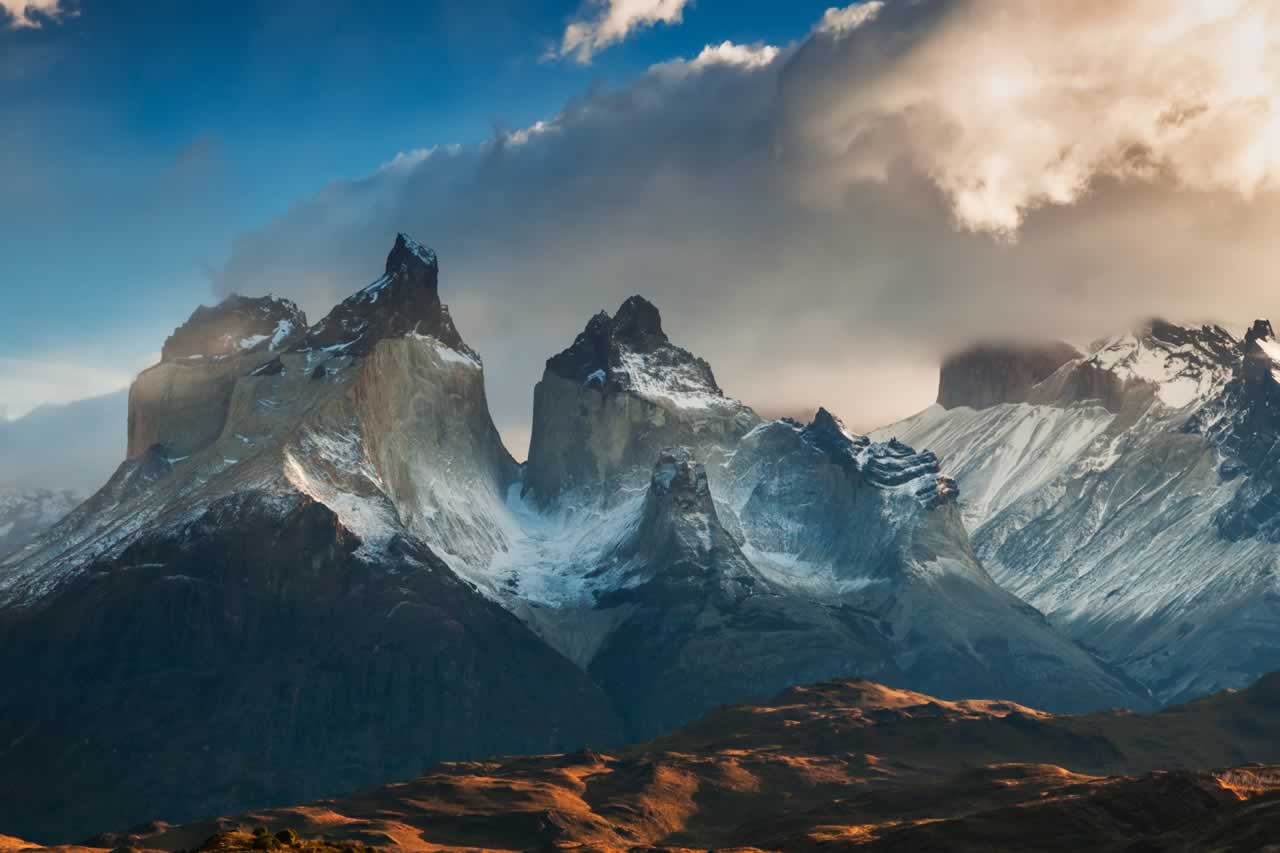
[555,0,693,63]
[650,40,781,78]
[815,2,884,38]
[213,1,1280,450]
[795,0,1280,234]
[1,0,67,29]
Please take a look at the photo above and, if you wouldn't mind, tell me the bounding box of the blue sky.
[0,0,837,415]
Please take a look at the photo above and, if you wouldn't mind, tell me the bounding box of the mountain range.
[878,319,1280,705]
[3,234,1280,843]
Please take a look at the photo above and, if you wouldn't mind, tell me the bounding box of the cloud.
[649,40,780,77]
[0,357,134,421]
[1,0,67,28]
[556,0,693,63]
[791,0,1280,234]
[816,2,884,38]
[213,1,1280,453]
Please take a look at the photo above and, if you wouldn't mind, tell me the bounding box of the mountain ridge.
[880,317,1280,705]
[0,234,1150,842]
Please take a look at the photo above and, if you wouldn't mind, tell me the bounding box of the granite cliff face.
[882,319,1280,704]
[523,296,759,507]
[128,295,308,458]
[938,341,1081,410]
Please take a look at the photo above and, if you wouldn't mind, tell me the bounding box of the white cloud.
[794,0,1280,234]
[1,0,67,29]
[650,40,781,78]
[556,0,693,63]
[815,2,884,38]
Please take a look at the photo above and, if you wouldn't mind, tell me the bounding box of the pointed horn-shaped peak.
[387,233,438,276]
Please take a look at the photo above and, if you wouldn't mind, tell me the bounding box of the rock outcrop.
[938,341,1081,410]
[128,296,307,458]
[523,296,759,507]
[298,233,469,357]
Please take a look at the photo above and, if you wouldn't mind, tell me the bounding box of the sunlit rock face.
[128,295,307,459]
[881,319,1280,705]
[523,295,760,508]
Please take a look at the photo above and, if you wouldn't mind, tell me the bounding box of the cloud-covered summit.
[214,0,1280,452]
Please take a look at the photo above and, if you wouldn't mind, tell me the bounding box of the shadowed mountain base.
[14,674,1280,852]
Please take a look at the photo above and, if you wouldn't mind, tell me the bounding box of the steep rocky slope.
[497,300,1140,737]
[41,673,1280,852]
[0,488,79,558]
[879,319,1280,704]
[0,236,621,844]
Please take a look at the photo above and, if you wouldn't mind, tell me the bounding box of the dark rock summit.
[938,341,1082,410]
[1201,319,1280,541]
[525,296,755,506]
[299,233,471,358]
[545,294,721,394]
[161,295,306,362]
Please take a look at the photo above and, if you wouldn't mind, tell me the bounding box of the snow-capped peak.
[1082,320,1237,410]
[161,295,308,362]
[545,295,738,412]
[393,232,438,270]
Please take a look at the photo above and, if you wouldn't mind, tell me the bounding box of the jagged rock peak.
[161,295,307,363]
[612,295,667,351]
[800,408,870,466]
[386,232,438,275]
[938,340,1082,410]
[649,447,712,507]
[792,409,956,508]
[298,233,471,358]
[1237,319,1279,384]
[546,295,725,405]
[1243,319,1277,353]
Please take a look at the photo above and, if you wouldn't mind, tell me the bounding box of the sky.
[4,0,1280,465]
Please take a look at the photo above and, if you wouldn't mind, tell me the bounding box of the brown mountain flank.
[9,674,1280,852]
